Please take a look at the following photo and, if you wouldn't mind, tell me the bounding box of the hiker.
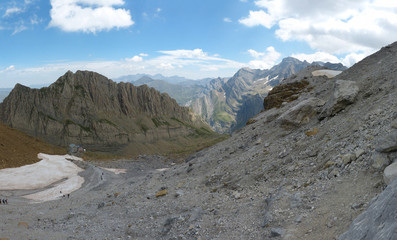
[5,199,7,204]
[2,199,4,204]
[67,194,70,198]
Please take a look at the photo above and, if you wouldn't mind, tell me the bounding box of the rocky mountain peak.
[0,71,216,154]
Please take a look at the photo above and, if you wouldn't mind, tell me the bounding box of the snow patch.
[101,167,127,175]
[0,153,85,202]
[312,70,341,78]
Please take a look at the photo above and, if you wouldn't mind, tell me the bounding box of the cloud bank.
[240,0,397,64]
[0,49,245,87]
[49,0,134,33]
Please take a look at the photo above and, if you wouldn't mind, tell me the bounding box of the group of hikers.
[0,199,8,204]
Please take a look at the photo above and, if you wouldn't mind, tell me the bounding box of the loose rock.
[384,162,397,185]
[375,130,397,153]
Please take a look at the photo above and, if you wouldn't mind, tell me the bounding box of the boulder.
[320,80,359,119]
[338,177,397,240]
[371,152,391,170]
[375,130,397,153]
[330,80,359,115]
[277,97,325,128]
[384,162,397,185]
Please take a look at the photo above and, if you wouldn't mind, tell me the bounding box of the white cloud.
[12,24,27,35]
[3,7,23,17]
[239,10,274,28]
[248,46,281,69]
[49,0,134,33]
[342,52,368,67]
[223,17,232,23]
[291,52,341,64]
[240,0,397,65]
[125,55,143,62]
[0,49,246,87]
[5,65,15,71]
[156,8,162,13]
[159,49,208,59]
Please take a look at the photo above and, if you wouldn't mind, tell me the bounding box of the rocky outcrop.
[263,80,310,110]
[0,71,213,152]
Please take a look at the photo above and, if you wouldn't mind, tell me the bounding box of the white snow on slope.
[100,167,127,175]
[312,70,342,78]
[0,153,84,202]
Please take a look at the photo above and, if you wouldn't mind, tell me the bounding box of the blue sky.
[1,0,397,87]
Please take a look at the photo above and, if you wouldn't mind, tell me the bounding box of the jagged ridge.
[0,71,215,154]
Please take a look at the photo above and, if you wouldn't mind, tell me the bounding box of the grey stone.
[329,80,359,115]
[277,97,326,128]
[384,162,397,185]
[295,215,303,223]
[392,121,397,129]
[261,212,273,228]
[342,153,356,165]
[290,192,303,208]
[97,202,105,209]
[375,130,397,153]
[161,217,177,234]
[270,228,285,238]
[328,168,340,178]
[338,178,397,240]
[371,152,390,170]
[355,149,365,159]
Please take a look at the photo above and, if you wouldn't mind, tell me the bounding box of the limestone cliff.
[0,71,213,153]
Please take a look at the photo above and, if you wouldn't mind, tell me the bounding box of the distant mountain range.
[0,57,347,135]
[117,57,347,133]
[116,73,211,86]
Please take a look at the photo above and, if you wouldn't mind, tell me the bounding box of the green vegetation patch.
[152,117,170,127]
[212,98,235,124]
[38,111,58,122]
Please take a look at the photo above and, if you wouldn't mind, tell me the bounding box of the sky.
[0,0,397,88]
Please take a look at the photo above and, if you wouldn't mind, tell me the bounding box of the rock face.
[338,178,397,240]
[0,71,212,152]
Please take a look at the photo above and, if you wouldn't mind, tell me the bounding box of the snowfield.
[0,153,84,202]
[312,69,342,78]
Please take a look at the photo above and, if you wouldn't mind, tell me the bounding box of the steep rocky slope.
[1,43,395,239]
[0,71,219,155]
[0,122,65,169]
